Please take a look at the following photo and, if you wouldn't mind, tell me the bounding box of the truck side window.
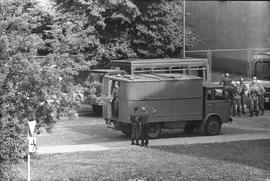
[213,88,225,100]
[207,88,225,101]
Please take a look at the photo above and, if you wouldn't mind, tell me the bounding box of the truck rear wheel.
[204,116,221,136]
[148,123,161,139]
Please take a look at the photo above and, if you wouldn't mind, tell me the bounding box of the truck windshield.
[254,61,270,80]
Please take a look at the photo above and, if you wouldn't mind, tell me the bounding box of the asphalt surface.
[36,110,270,154]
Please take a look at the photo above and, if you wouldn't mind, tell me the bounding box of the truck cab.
[103,73,231,138]
[249,52,270,104]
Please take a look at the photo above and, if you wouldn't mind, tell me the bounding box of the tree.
[53,0,199,61]
[0,1,84,179]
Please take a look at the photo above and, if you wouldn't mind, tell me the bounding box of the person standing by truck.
[233,81,242,116]
[220,73,232,98]
[111,81,120,119]
[130,107,140,145]
[248,77,259,117]
[239,78,247,114]
[138,107,151,146]
[257,80,265,115]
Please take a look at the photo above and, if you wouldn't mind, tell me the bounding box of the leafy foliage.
[0,0,83,179]
[0,0,200,179]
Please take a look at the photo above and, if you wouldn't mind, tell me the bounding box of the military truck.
[102,73,232,138]
[249,52,270,105]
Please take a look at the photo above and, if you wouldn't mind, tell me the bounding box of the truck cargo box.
[103,74,203,124]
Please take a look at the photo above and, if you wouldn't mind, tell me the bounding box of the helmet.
[240,77,244,82]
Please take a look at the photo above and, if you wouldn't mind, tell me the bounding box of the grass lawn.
[17,140,270,181]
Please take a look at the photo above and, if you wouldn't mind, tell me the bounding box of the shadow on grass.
[151,139,270,171]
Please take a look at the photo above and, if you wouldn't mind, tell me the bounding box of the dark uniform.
[130,108,140,145]
[248,83,259,117]
[233,83,242,116]
[138,108,150,146]
[111,83,120,119]
[221,76,233,100]
[239,80,247,114]
[257,82,265,115]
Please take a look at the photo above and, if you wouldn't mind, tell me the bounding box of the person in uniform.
[233,81,242,116]
[138,107,150,146]
[220,73,235,116]
[248,77,259,117]
[130,107,140,145]
[256,80,265,115]
[220,73,233,99]
[239,78,247,114]
[111,81,120,119]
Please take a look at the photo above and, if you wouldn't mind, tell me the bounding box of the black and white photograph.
[0,0,269,180]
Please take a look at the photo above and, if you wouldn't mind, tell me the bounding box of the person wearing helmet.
[233,81,242,116]
[256,80,266,115]
[248,77,259,117]
[138,106,151,146]
[111,81,120,119]
[130,107,140,145]
[239,78,247,114]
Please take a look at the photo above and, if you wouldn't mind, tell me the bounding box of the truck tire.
[148,123,161,139]
[204,116,221,136]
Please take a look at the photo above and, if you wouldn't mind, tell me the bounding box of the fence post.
[207,48,212,81]
[247,48,252,79]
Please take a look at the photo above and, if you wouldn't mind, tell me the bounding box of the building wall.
[186,1,270,74]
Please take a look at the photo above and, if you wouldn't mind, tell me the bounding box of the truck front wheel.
[204,116,221,136]
[148,123,161,139]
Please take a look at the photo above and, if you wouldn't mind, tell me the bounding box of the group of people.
[220,73,265,117]
[130,107,150,146]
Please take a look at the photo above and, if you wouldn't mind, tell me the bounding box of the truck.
[102,73,232,138]
[90,58,210,116]
[248,52,270,105]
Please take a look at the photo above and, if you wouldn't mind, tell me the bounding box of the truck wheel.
[204,116,221,136]
[148,123,161,139]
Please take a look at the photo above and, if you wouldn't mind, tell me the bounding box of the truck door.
[204,87,230,123]
[102,77,113,120]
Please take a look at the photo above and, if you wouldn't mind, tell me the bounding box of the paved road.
[36,110,270,154]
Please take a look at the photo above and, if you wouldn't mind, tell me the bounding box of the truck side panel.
[118,100,172,123]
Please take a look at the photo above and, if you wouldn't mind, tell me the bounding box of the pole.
[183,0,186,58]
[27,135,31,181]
[207,49,212,81]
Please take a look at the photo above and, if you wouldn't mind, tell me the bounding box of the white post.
[183,0,186,58]
[27,136,31,181]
